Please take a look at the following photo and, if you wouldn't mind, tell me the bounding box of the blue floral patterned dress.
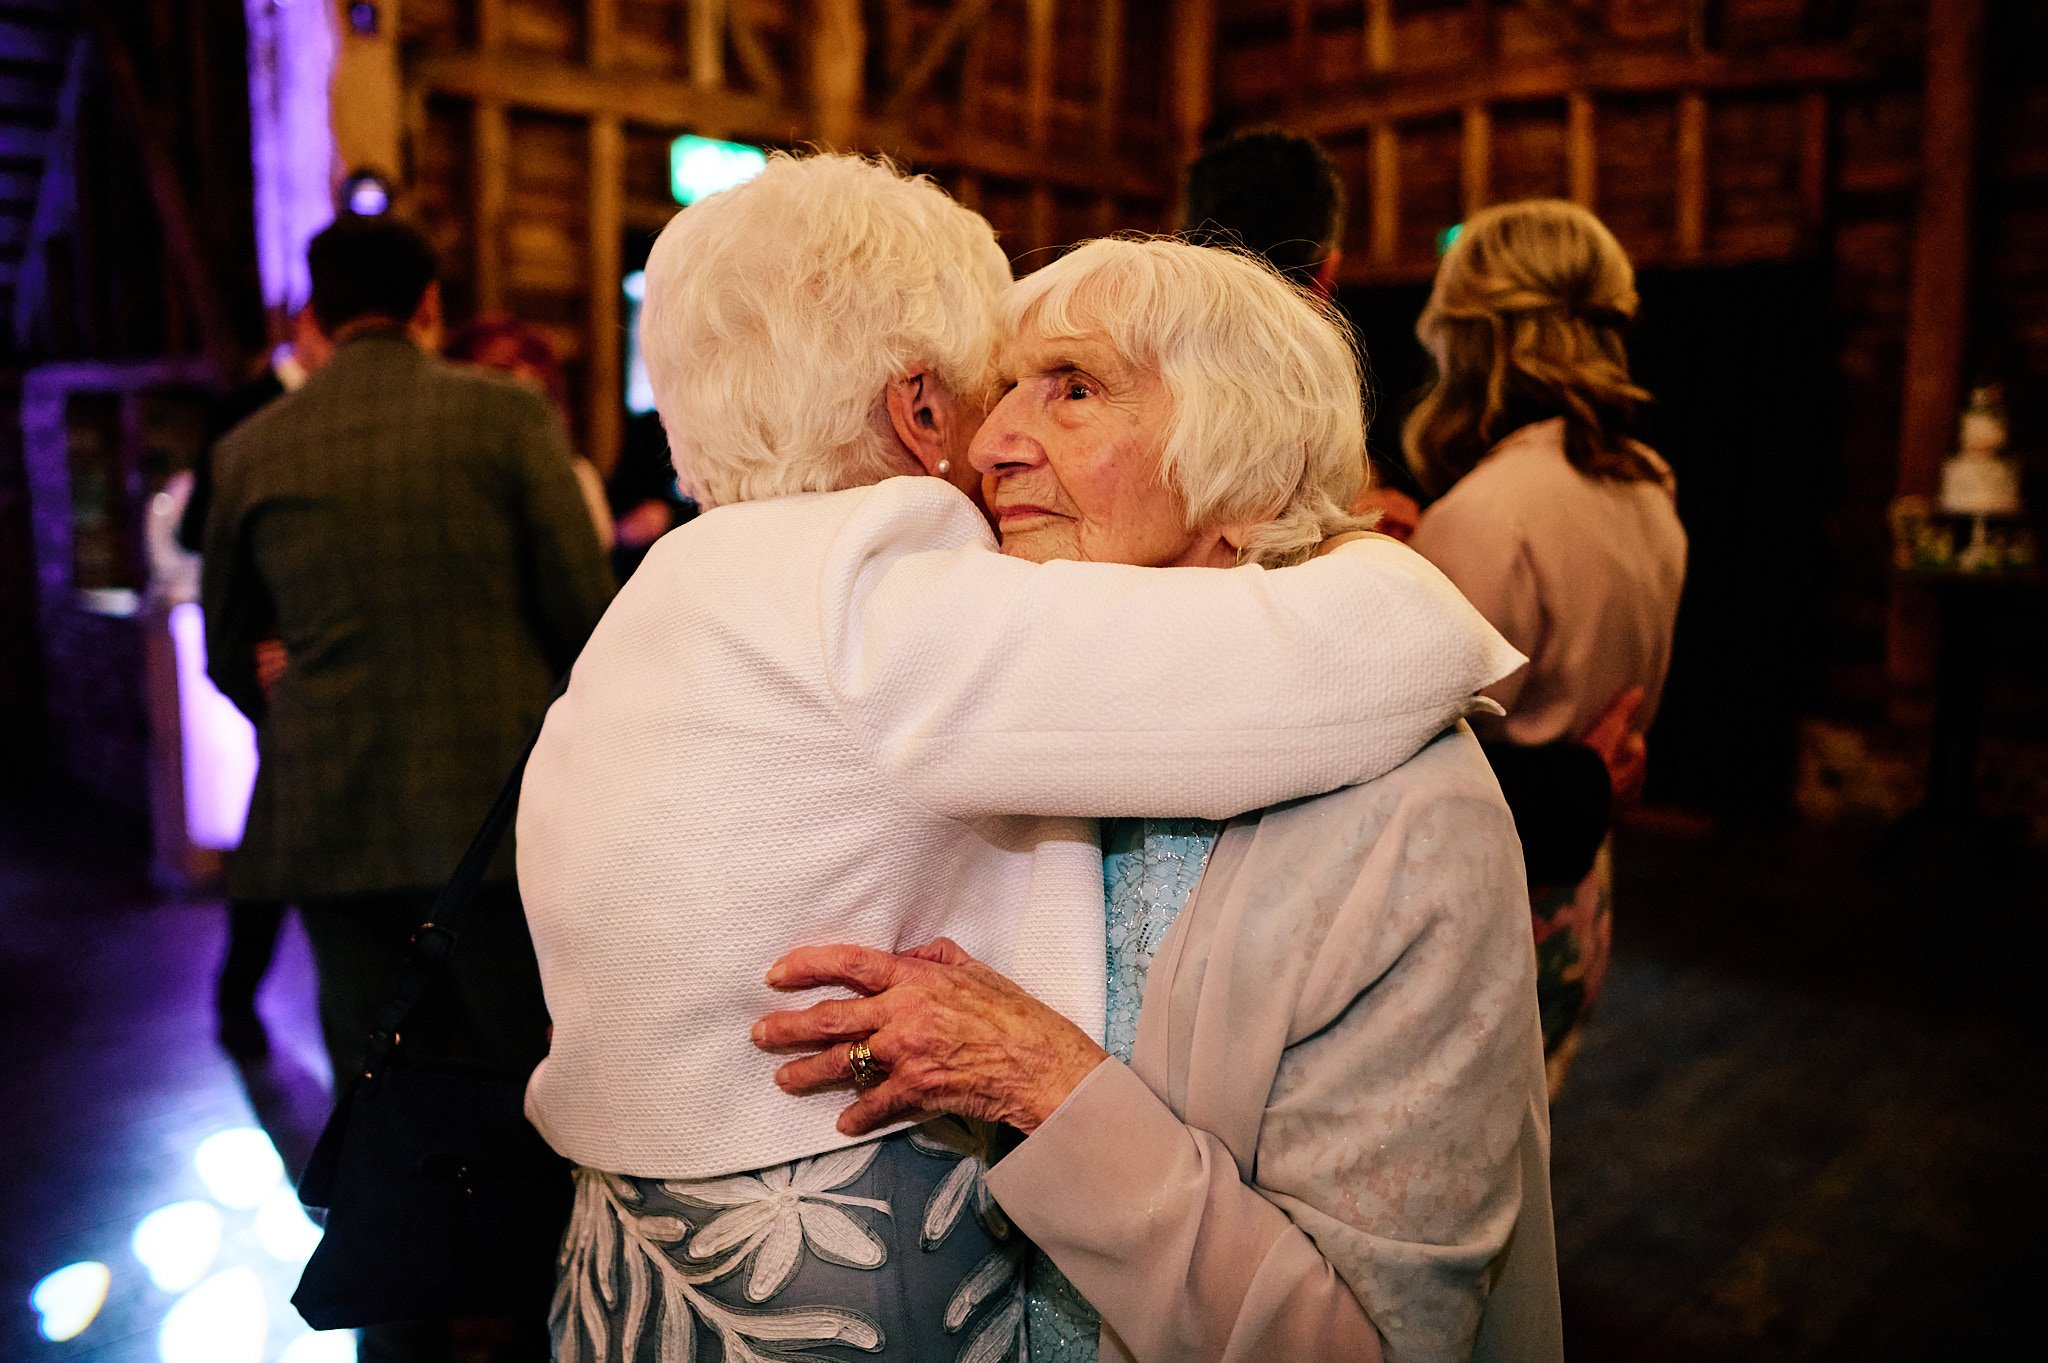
[1025,818,1221,1363]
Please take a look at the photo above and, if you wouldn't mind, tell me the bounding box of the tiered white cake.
[1939,386,2023,518]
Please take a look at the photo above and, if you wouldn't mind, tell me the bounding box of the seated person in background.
[1405,199,1689,1095]
[522,153,1525,1362]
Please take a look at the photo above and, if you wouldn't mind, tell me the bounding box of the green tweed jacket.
[202,330,615,901]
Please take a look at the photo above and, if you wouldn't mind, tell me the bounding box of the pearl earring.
[935,459,952,477]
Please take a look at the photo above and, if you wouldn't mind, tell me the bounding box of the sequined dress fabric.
[1025,818,1220,1363]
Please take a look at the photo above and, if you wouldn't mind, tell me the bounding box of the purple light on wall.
[168,603,258,852]
[245,0,338,313]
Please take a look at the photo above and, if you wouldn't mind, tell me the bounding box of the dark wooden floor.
[1,784,2041,1361]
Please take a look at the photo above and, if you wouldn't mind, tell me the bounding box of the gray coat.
[202,330,614,901]
[986,726,1563,1363]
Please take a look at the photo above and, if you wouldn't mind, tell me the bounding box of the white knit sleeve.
[819,484,1526,821]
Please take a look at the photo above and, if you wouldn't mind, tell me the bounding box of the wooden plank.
[0,125,46,160]
[1364,0,1392,72]
[587,115,624,477]
[690,0,726,91]
[807,0,863,149]
[1289,44,1877,135]
[409,51,793,143]
[866,120,1163,197]
[1026,0,1053,152]
[1568,90,1596,207]
[1798,89,1829,234]
[1675,90,1707,257]
[730,3,786,102]
[1370,123,1398,265]
[1462,103,1491,214]
[477,0,505,51]
[879,0,998,122]
[1894,0,1985,499]
[473,101,509,314]
[1095,0,1123,147]
[1289,0,1312,108]
[0,20,67,64]
[1172,0,1216,165]
[587,0,617,69]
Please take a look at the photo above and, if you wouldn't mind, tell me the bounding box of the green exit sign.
[670,135,768,206]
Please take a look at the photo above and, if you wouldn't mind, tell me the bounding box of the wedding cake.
[1939,385,2023,517]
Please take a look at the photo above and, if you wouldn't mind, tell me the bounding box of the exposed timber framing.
[587,114,623,473]
[1567,89,1596,208]
[1675,89,1707,257]
[1026,0,1055,250]
[1461,103,1491,215]
[1172,0,1216,166]
[806,0,864,150]
[879,0,998,122]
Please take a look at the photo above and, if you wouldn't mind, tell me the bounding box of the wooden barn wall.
[389,0,1183,476]
[1216,0,2046,725]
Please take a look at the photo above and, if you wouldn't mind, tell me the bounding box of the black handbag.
[292,715,573,1331]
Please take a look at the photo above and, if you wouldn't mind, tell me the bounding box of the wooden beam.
[1288,43,1878,134]
[730,2,786,103]
[880,0,998,122]
[1172,0,1216,165]
[690,0,727,92]
[1461,103,1491,215]
[1370,123,1398,264]
[1798,88,1829,235]
[333,0,404,181]
[1095,0,1124,144]
[587,0,617,69]
[1675,90,1707,257]
[807,0,864,150]
[1894,0,1985,498]
[1567,90,1596,208]
[1289,0,1313,109]
[864,121,1163,198]
[473,101,508,314]
[0,127,47,159]
[587,114,623,477]
[1027,0,1054,251]
[78,0,241,379]
[409,51,794,143]
[1365,0,1392,72]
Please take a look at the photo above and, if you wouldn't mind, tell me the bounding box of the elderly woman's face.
[970,330,1223,566]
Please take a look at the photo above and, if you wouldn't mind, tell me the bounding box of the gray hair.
[640,152,1012,506]
[1000,236,1370,566]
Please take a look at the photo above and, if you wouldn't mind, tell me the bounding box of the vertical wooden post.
[1797,89,1829,239]
[1026,0,1055,253]
[1370,125,1399,266]
[960,5,990,133]
[1675,90,1707,258]
[1288,0,1313,110]
[473,0,506,315]
[1567,90,1596,208]
[1461,104,1491,216]
[1364,0,1393,73]
[332,0,404,187]
[587,116,623,475]
[691,0,728,92]
[807,0,865,150]
[1094,0,1124,233]
[1171,0,1216,168]
[1895,0,1985,500]
[587,0,616,69]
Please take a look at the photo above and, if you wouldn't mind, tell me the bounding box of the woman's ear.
[884,371,949,473]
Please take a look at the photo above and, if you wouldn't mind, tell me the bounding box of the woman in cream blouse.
[756,238,1563,1363]
[527,157,1522,1361]
[1404,200,1689,1093]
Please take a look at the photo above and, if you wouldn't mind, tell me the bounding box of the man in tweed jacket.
[202,216,614,1111]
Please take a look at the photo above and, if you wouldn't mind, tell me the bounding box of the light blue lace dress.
[1025,818,1221,1363]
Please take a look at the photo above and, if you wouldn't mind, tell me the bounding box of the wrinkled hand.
[1583,685,1648,805]
[254,639,288,700]
[752,938,1108,1138]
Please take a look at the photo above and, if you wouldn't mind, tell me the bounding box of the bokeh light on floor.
[196,1127,288,1209]
[29,1262,110,1341]
[132,1201,225,1293]
[157,1267,267,1363]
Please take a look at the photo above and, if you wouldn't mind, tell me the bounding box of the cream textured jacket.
[517,477,1524,1179]
[987,727,1562,1363]
[1409,418,1688,746]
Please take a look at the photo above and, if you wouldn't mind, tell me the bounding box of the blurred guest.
[444,315,614,552]
[202,214,613,1360]
[606,410,696,580]
[1180,125,1424,538]
[176,306,332,1058]
[1405,199,1688,1094]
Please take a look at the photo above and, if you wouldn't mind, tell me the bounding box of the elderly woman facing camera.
[758,239,1563,1363]
[524,157,1523,1362]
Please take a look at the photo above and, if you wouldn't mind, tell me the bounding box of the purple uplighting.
[244,0,338,313]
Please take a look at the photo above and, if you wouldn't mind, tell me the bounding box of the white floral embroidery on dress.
[668,1144,893,1301]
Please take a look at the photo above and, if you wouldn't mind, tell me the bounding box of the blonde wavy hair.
[1002,236,1371,568]
[1403,199,1656,497]
[639,152,1011,506]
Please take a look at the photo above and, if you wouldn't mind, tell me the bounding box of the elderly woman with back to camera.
[757,238,1565,1363]
[1403,201,1688,1094]
[522,157,1528,1363]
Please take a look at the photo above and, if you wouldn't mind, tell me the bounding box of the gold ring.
[847,1039,885,1089]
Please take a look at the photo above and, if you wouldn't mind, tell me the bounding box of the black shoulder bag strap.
[355,676,567,1086]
